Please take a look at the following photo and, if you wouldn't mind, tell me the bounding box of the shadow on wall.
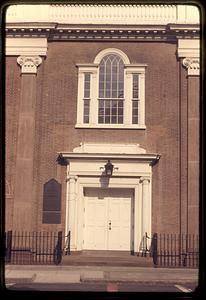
[42,179,62,224]
[99,173,110,188]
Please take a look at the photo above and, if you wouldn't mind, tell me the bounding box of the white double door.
[84,188,133,251]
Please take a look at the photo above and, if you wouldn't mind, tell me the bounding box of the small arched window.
[76,48,147,129]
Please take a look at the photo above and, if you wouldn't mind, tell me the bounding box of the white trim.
[6,4,199,24]
[59,152,159,162]
[94,48,130,64]
[177,39,200,58]
[6,38,48,56]
[72,142,147,154]
[75,124,146,129]
[61,142,159,251]
[65,172,152,252]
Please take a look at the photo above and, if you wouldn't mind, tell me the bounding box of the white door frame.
[59,143,160,253]
[65,175,152,253]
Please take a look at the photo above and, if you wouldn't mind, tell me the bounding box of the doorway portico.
[58,143,160,253]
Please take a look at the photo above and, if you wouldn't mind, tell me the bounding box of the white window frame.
[75,48,147,129]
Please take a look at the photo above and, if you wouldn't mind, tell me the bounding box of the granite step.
[61,252,153,267]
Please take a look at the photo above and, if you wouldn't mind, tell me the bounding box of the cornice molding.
[5,24,200,42]
[57,152,160,167]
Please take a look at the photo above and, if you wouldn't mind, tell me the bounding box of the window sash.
[83,99,90,123]
[98,99,124,124]
[132,100,139,124]
[84,73,91,98]
[83,73,91,123]
[99,54,124,99]
[132,74,139,99]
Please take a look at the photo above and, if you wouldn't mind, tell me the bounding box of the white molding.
[72,143,146,154]
[6,4,199,24]
[64,158,153,252]
[75,124,146,129]
[76,49,147,128]
[94,48,130,64]
[177,39,200,58]
[6,38,48,56]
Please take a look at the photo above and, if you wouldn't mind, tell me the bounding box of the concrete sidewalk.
[5,265,199,285]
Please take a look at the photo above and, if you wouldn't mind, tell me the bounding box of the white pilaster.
[140,177,151,239]
[134,184,141,253]
[68,175,78,250]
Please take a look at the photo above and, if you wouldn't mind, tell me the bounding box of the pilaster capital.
[17,55,42,74]
[67,175,78,183]
[140,177,150,184]
[182,57,200,76]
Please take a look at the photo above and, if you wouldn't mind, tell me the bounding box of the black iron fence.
[5,231,63,265]
[151,233,199,268]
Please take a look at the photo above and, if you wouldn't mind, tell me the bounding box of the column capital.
[17,56,42,74]
[140,177,150,184]
[182,57,200,76]
[67,175,78,182]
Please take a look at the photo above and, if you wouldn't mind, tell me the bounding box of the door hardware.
[109,220,112,230]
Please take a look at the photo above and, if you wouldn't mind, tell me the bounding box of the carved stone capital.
[17,56,42,74]
[140,177,150,184]
[183,57,200,76]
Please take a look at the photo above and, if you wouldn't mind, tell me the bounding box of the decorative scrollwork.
[17,56,42,74]
[183,57,200,75]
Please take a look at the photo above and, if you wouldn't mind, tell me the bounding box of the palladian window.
[76,48,147,129]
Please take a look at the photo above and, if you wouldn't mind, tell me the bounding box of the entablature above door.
[57,143,160,177]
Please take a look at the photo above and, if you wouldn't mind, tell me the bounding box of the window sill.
[75,124,146,129]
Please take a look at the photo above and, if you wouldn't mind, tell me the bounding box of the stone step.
[61,253,153,267]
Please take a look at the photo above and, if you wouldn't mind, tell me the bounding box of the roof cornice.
[5,23,200,42]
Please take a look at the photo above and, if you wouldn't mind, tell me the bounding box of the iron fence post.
[54,231,62,265]
[5,231,12,263]
[152,233,158,266]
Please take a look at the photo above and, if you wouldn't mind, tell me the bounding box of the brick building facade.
[5,4,200,253]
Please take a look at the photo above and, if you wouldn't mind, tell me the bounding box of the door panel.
[84,197,107,250]
[84,188,133,251]
[108,199,121,250]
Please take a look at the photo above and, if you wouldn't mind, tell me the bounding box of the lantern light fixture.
[100,160,118,176]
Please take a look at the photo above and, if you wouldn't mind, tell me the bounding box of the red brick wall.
[5,41,199,235]
[5,57,21,230]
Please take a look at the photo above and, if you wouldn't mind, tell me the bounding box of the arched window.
[76,48,147,129]
[98,54,124,124]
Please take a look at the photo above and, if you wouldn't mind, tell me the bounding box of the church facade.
[5,4,200,253]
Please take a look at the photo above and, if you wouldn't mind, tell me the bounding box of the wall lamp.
[100,160,118,176]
